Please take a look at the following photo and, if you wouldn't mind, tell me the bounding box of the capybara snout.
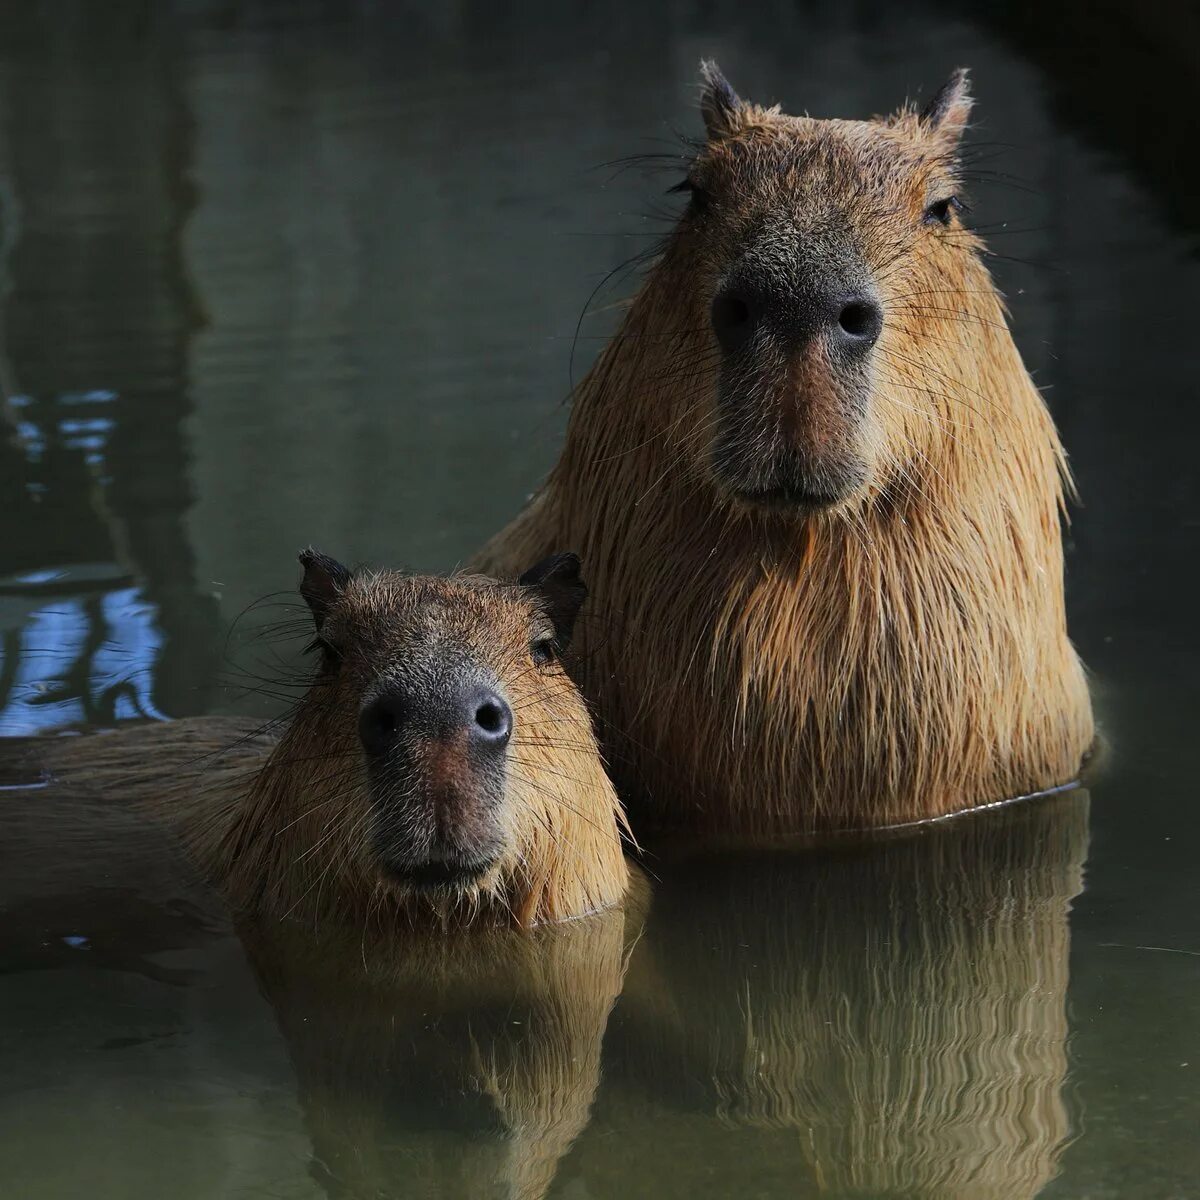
[357,677,513,758]
[358,671,515,891]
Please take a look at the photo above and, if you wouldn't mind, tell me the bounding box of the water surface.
[1,2,1197,1197]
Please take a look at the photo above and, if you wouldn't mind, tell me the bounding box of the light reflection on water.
[0,385,166,733]
[0,585,166,734]
[0,2,1196,1197]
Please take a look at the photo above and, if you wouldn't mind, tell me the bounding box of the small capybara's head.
[240,550,626,926]
[671,62,976,513]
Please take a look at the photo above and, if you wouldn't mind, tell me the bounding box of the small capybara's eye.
[305,636,342,663]
[530,637,557,668]
[923,195,963,226]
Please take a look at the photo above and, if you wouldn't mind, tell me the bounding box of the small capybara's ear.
[920,68,973,148]
[519,552,588,651]
[699,59,743,141]
[298,547,351,630]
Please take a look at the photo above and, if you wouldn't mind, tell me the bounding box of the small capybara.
[35,549,630,927]
[477,63,1095,833]
[593,792,1089,1198]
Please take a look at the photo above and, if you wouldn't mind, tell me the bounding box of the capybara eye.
[530,637,557,668]
[305,635,342,662]
[923,195,963,227]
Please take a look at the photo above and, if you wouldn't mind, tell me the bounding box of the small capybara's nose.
[711,286,759,354]
[468,689,512,751]
[358,685,513,760]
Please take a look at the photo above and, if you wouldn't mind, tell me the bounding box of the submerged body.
[480,66,1093,833]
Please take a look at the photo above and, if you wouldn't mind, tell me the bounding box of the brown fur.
[599,792,1088,1198]
[477,67,1094,832]
[36,570,629,927]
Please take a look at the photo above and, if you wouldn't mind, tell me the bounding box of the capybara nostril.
[835,296,883,347]
[471,692,512,747]
[711,288,756,353]
[359,691,406,759]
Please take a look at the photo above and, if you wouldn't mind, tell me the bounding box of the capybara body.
[36,552,629,927]
[478,65,1094,832]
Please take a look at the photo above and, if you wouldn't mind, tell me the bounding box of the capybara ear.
[519,552,588,651]
[298,547,351,630]
[919,68,973,148]
[699,59,743,141]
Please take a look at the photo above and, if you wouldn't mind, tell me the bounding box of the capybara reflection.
[478,64,1094,833]
[39,550,629,927]
[241,891,643,1199]
[592,792,1088,1198]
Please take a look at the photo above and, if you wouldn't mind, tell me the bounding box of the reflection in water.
[598,794,1088,1198]
[0,583,166,733]
[0,767,317,1200]
[0,390,167,733]
[240,898,639,1200]
[0,3,218,731]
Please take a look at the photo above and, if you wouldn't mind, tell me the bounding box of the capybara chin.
[477,63,1094,834]
[37,550,630,928]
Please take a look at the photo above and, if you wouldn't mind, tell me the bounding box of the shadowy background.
[0,2,1196,1196]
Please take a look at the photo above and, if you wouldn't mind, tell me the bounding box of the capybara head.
[673,63,975,512]
[227,550,627,926]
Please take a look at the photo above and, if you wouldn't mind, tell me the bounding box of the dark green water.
[0,2,1197,1197]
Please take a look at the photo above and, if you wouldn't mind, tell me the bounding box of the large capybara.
[32,549,631,927]
[477,64,1095,833]
[584,791,1089,1199]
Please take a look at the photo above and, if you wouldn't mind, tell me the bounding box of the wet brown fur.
[477,67,1094,832]
[36,570,629,928]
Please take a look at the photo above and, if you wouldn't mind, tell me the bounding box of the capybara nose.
[711,286,759,354]
[359,690,409,759]
[833,293,884,351]
[359,684,512,760]
[714,280,883,357]
[469,690,512,750]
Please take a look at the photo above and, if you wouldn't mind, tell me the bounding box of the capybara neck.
[477,68,1094,833]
